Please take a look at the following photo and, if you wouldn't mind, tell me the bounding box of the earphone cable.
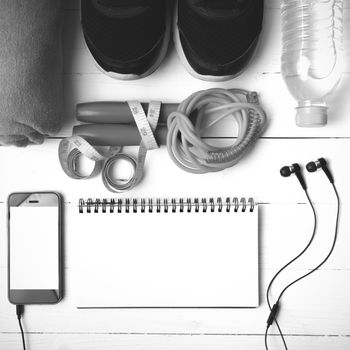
[265,319,288,350]
[265,189,317,350]
[265,182,340,349]
[264,326,269,350]
[276,183,340,304]
[266,190,317,306]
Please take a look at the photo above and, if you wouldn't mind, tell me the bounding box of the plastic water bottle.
[281,0,344,127]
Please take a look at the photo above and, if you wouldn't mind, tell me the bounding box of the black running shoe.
[174,0,264,81]
[81,0,171,80]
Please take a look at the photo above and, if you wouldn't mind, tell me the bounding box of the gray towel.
[0,0,62,146]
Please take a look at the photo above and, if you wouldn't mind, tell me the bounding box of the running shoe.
[174,0,264,81]
[81,0,171,80]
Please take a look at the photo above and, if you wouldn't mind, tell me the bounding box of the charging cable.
[16,305,26,350]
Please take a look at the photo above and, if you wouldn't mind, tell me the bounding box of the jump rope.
[265,159,341,350]
[59,88,267,191]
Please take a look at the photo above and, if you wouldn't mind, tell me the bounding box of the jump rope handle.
[73,124,167,146]
[76,102,178,124]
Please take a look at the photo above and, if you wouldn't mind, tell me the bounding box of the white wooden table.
[1,1,350,349]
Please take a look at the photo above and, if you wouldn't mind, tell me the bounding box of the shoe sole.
[83,0,172,81]
[173,0,260,82]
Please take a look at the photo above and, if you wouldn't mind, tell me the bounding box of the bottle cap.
[295,105,328,127]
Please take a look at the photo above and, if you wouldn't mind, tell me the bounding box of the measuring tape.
[59,101,161,192]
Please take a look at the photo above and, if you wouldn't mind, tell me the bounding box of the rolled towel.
[0,0,62,146]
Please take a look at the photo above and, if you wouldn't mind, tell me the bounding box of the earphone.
[281,158,334,185]
[265,158,340,350]
[280,163,307,190]
[306,157,334,184]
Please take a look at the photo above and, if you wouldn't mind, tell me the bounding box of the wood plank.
[1,333,350,350]
[0,139,348,204]
[0,268,349,335]
[2,333,350,350]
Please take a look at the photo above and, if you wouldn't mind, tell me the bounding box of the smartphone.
[8,192,63,304]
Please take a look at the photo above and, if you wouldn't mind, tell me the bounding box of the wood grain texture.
[0,139,348,204]
[0,1,349,349]
[1,333,350,350]
[1,268,349,335]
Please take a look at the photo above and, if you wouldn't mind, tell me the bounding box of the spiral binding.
[79,197,255,214]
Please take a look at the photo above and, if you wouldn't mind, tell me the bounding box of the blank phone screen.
[10,206,59,290]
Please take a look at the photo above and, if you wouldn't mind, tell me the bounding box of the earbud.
[306,158,334,184]
[280,163,307,190]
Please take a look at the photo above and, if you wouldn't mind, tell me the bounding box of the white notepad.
[74,197,259,308]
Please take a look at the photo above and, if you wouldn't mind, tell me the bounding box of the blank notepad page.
[74,198,259,308]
